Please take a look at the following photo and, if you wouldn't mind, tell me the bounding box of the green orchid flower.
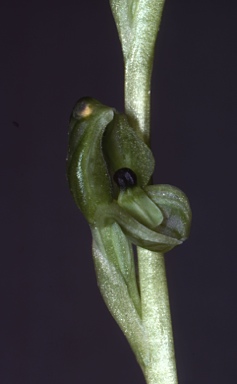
[67,97,191,367]
[67,97,191,253]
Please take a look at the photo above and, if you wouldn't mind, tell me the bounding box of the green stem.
[110,0,178,382]
[138,248,178,384]
[124,46,153,145]
[110,0,165,145]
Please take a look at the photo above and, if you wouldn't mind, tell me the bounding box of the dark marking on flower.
[113,168,137,190]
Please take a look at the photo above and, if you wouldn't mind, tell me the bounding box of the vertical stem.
[110,0,165,145]
[138,248,178,384]
[123,0,165,145]
[124,53,153,145]
[110,1,178,382]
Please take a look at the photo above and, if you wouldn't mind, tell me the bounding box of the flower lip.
[113,168,137,190]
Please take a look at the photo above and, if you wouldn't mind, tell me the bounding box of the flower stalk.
[110,0,166,144]
[110,1,179,382]
[138,249,178,384]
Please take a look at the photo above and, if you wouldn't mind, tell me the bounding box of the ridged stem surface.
[110,1,179,382]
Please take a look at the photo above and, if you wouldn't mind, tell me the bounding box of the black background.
[1,0,237,383]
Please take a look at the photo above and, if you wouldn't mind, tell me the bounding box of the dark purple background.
[1,0,237,383]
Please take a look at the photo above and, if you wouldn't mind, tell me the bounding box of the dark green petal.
[103,113,155,187]
[67,98,114,223]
